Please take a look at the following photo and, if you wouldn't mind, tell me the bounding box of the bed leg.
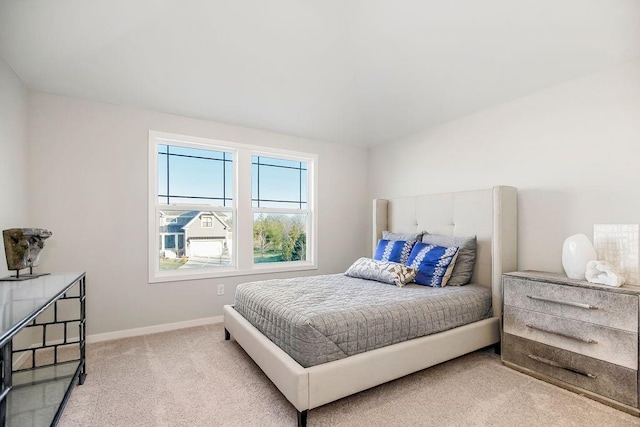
[297,410,308,427]
[224,328,230,341]
[493,341,501,355]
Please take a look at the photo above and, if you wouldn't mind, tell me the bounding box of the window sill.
[149,262,318,283]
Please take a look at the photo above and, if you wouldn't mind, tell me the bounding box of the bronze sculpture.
[2,228,52,280]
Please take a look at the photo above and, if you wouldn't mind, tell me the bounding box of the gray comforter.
[234,274,492,367]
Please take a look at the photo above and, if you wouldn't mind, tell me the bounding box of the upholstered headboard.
[373,186,517,317]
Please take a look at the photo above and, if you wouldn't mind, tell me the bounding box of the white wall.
[369,59,640,275]
[20,57,640,335]
[0,58,35,351]
[27,93,369,335]
[0,57,29,276]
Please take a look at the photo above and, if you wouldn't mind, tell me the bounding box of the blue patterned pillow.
[406,242,459,287]
[373,239,416,264]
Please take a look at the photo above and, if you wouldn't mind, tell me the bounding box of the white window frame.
[148,131,318,283]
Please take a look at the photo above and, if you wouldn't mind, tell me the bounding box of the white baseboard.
[87,316,223,343]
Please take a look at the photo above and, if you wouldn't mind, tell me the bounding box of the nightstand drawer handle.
[525,324,598,344]
[528,354,597,378]
[527,295,598,310]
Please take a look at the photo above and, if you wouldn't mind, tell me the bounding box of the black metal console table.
[0,272,86,426]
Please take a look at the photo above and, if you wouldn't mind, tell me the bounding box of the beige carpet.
[59,323,640,426]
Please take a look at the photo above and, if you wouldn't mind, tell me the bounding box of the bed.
[223,186,517,426]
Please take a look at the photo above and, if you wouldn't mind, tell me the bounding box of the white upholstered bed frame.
[223,186,517,426]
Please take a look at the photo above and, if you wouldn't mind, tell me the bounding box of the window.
[201,216,213,228]
[149,131,317,282]
[252,156,308,264]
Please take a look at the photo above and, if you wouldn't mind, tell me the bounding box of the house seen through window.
[157,144,233,271]
[150,132,316,282]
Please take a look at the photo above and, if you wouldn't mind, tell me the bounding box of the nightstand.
[502,271,640,416]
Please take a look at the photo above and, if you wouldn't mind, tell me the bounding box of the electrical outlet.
[217,284,225,296]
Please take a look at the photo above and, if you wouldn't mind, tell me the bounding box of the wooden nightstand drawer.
[504,306,638,369]
[503,333,638,407]
[503,275,638,332]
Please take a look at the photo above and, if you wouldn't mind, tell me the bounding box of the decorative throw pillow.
[373,239,416,264]
[406,242,460,287]
[382,230,424,242]
[422,234,477,286]
[345,257,418,287]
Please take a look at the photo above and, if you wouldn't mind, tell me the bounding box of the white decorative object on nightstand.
[561,234,597,280]
[585,260,625,287]
[593,224,639,285]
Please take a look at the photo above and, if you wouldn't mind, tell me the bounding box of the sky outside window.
[158,147,308,209]
[252,155,307,209]
[158,144,233,206]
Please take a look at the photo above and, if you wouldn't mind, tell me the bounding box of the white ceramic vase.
[562,233,598,280]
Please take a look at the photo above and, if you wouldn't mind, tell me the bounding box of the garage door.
[190,240,223,258]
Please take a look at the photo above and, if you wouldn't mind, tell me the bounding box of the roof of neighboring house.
[159,211,230,233]
[159,211,198,233]
[183,211,230,230]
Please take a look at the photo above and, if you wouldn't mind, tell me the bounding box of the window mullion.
[236,149,254,270]
[166,145,170,204]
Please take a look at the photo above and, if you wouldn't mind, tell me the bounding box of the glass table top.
[0,273,84,343]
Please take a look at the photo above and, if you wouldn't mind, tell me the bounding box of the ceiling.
[1,0,639,147]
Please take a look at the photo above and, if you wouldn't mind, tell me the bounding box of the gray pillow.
[382,230,423,241]
[421,233,477,286]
